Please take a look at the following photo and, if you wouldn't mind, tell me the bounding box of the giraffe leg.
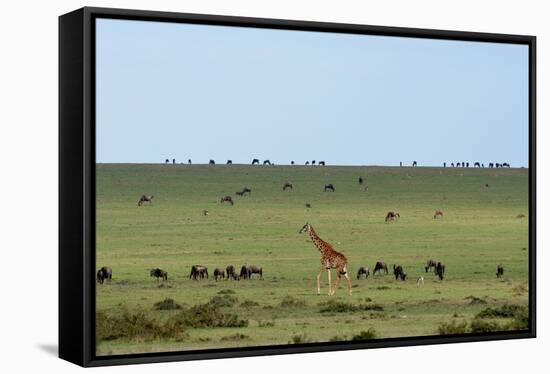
[332,274,341,296]
[327,269,332,296]
[316,271,322,295]
[344,273,352,296]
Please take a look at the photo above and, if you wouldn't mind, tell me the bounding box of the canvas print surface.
[95,18,530,356]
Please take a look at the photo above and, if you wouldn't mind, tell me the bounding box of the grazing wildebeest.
[435,262,445,280]
[462,162,465,167]
[496,265,504,278]
[305,203,311,208]
[236,191,244,196]
[240,265,263,279]
[220,196,234,205]
[209,159,215,165]
[165,159,169,164]
[485,183,489,188]
[172,158,176,164]
[96,266,112,284]
[358,177,363,185]
[305,161,310,165]
[400,161,403,167]
[489,163,494,168]
[319,161,326,166]
[312,160,316,165]
[150,268,168,281]
[502,162,510,168]
[137,195,154,206]
[283,182,293,191]
[466,162,469,167]
[291,161,295,165]
[474,162,480,167]
[356,267,370,279]
[482,163,485,168]
[443,162,446,168]
[373,261,388,275]
[456,161,461,167]
[412,161,417,167]
[189,265,208,280]
[252,158,260,165]
[242,187,252,195]
[263,160,271,165]
[239,265,250,280]
[324,184,335,192]
[385,211,400,222]
[214,268,225,281]
[226,265,238,280]
[202,209,209,216]
[188,159,192,164]
[451,163,454,167]
[416,276,424,286]
[433,210,444,219]
[425,259,437,273]
[226,160,232,165]
[393,264,407,281]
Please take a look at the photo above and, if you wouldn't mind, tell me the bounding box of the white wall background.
[0,0,546,372]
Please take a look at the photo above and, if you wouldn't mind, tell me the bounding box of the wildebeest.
[373,261,388,275]
[400,161,403,167]
[189,265,208,280]
[188,159,192,164]
[485,183,489,188]
[220,196,234,205]
[318,161,326,166]
[305,203,311,208]
[252,158,259,165]
[489,163,494,168]
[416,276,424,286]
[503,162,510,168]
[226,160,232,165]
[393,264,407,280]
[425,259,437,273]
[496,265,504,278]
[291,161,295,165]
[242,187,252,195]
[433,210,444,219]
[312,160,316,165]
[150,268,168,281]
[385,211,400,222]
[358,177,363,185]
[236,191,244,196]
[324,184,335,192]
[214,268,226,281]
[202,209,209,216]
[443,162,446,168]
[412,161,417,167]
[240,265,263,279]
[209,159,215,165]
[263,160,271,165]
[96,266,112,284]
[474,162,480,167]
[305,161,310,166]
[137,195,154,206]
[226,265,238,280]
[451,163,455,167]
[356,267,370,279]
[435,262,445,280]
[283,182,293,191]
[172,158,176,165]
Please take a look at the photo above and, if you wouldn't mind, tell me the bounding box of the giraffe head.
[299,222,311,234]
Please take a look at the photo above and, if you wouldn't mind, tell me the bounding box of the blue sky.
[96,18,529,166]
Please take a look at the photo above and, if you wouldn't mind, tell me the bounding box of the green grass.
[95,164,529,355]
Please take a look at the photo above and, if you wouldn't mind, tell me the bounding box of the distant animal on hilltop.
[283,182,293,191]
[433,210,444,219]
[263,160,271,165]
[291,161,295,165]
[252,158,259,165]
[385,211,400,222]
[305,161,310,166]
[318,161,326,166]
[137,195,154,206]
[356,267,370,279]
[373,261,388,275]
[188,159,192,164]
[412,161,417,167]
[226,160,232,165]
[305,203,311,208]
[209,159,215,165]
[324,184,335,192]
[496,265,504,278]
[358,177,363,185]
[96,266,112,284]
[150,268,168,281]
[220,196,234,205]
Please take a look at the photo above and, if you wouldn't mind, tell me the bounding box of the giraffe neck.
[308,226,328,254]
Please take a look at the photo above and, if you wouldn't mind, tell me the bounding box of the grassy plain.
[96,164,529,355]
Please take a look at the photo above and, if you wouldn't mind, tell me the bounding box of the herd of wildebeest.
[98,165,510,290]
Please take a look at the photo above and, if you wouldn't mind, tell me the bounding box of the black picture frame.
[59,6,536,367]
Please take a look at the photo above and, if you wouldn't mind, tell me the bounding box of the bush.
[172,303,248,328]
[438,321,468,335]
[289,333,311,344]
[470,319,504,333]
[318,300,384,313]
[476,305,527,319]
[153,298,182,310]
[329,335,347,342]
[258,320,275,327]
[351,328,377,341]
[218,289,236,295]
[280,296,306,308]
[464,296,487,305]
[208,295,238,308]
[220,333,250,341]
[240,299,260,307]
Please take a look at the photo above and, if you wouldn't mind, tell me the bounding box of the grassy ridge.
[96,164,529,355]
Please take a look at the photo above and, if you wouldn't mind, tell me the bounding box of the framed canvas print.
[59,7,536,367]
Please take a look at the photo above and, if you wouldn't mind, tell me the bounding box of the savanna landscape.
[95,163,529,356]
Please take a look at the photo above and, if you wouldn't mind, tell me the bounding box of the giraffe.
[299,223,352,296]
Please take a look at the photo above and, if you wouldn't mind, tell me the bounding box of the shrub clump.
[475,305,527,319]
[280,296,306,308]
[208,295,238,308]
[438,321,469,335]
[351,328,377,341]
[318,300,384,313]
[218,289,236,295]
[153,298,182,310]
[240,299,260,307]
[289,333,311,344]
[470,319,504,333]
[220,333,250,342]
[173,302,248,328]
